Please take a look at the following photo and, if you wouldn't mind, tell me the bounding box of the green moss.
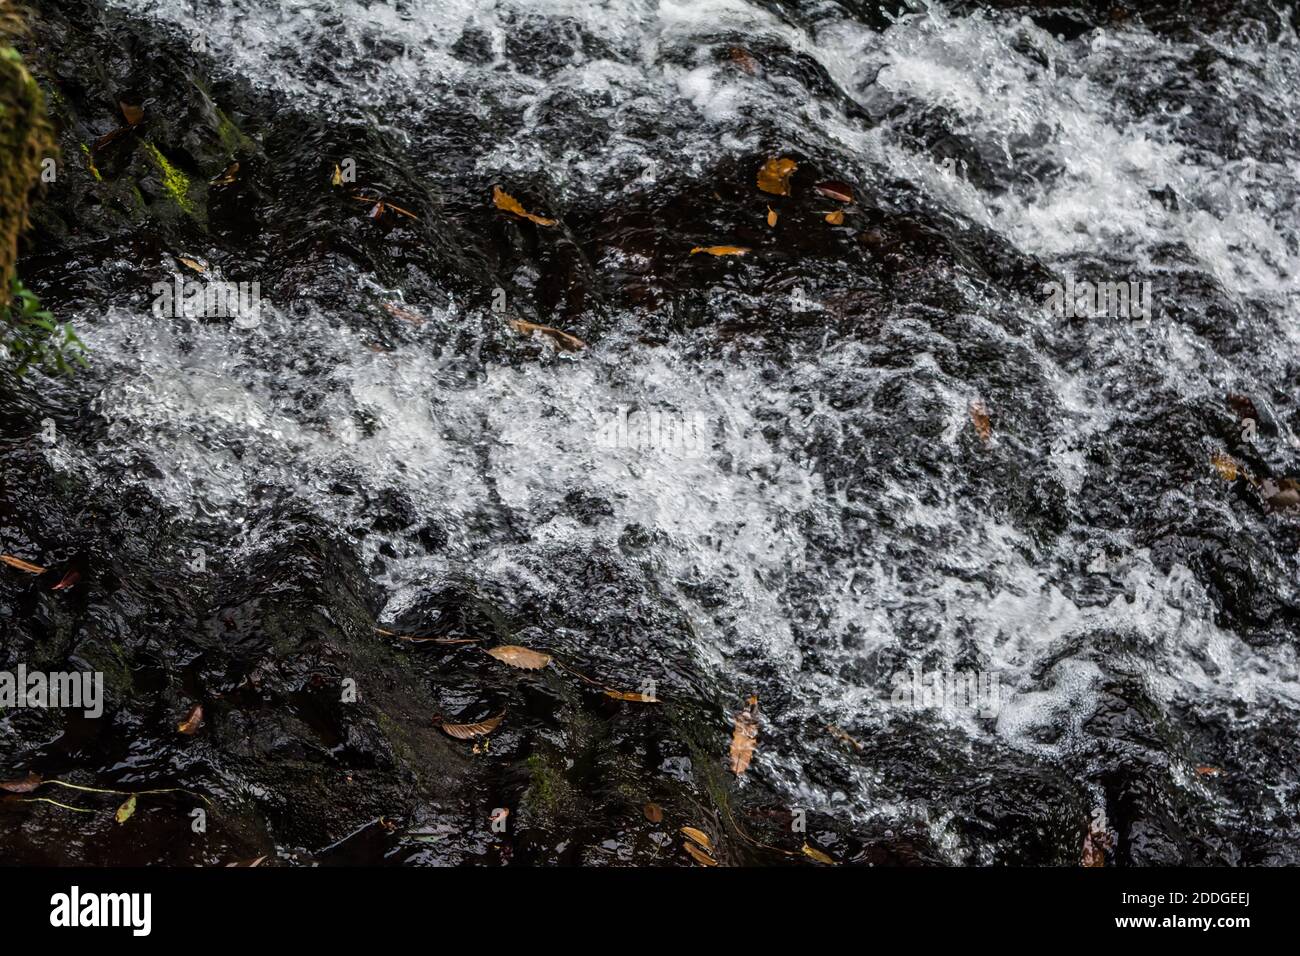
[141,140,195,214]
[78,142,101,181]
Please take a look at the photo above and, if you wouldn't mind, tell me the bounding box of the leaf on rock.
[119,101,144,126]
[178,257,206,274]
[729,694,759,775]
[802,843,837,865]
[51,569,80,591]
[177,703,204,735]
[115,793,137,824]
[757,157,797,196]
[815,181,854,203]
[643,803,664,823]
[0,772,43,793]
[969,399,992,443]
[507,318,586,352]
[332,163,344,187]
[683,841,717,866]
[690,245,750,257]
[728,46,759,75]
[210,162,240,187]
[485,645,553,670]
[1210,451,1238,481]
[767,207,778,227]
[493,186,557,226]
[441,712,505,740]
[604,688,658,703]
[826,723,864,752]
[825,209,845,225]
[1,555,46,574]
[680,826,711,850]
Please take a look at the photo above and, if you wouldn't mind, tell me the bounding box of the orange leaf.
[757,157,797,196]
[485,645,552,670]
[177,703,204,735]
[1,555,45,574]
[969,399,992,443]
[507,318,586,352]
[683,841,717,866]
[680,826,711,850]
[441,712,505,740]
[767,207,778,227]
[643,803,663,823]
[493,186,557,226]
[604,688,658,703]
[690,245,750,257]
[815,181,854,203]
[825,209,845,225]
[1210,451,1238,481]
[728,695,759,775]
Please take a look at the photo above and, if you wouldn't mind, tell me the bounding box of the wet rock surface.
[2,0,1299,865]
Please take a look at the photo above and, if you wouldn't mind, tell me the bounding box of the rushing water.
[6,0,1300,864]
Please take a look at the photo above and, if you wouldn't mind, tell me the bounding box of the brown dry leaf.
[1,555,45,574]
[728,46,758,75]
[485,645,553,670]
[210,162,240,187]
[643,803,664,823]
[604,688,658,703]
[177,703,204,735]
[493,186,557,226]
[51,569,80,591]
[767,207,778,227]
[802,843,837,865]
[815,181,854,203]
[757,157,797,196]
[680,826,711,850]
[507,318,587,352]
[0,772,42,794]
[1210,451,1238,481]
[383,302,424,325]
[178,257,206,274]
[825,209,845,225]
[120,101,144,126]
[1226,393,1258,422]
[729,694,760,775]
[115,793,137,825]
[690,245,750,257]
[826,723,864,752]
[1195,766,1223,777]
[683,841,717,866]
[441,712,504,740]
[969,399,992,443]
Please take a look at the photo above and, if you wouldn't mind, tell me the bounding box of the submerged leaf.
[507,318,586,352]
[969,399,992,443]
[802,843,837,865]
[493,186,557,226]
[757,157,797,196]
[1,555,46,574]
[643,803,664,823]
[441,712,504,740]
[115,793,137,824]
[825,209,845,225]
[177,703,204,735]
[51,569,80,591]
[485,645,553,670]
[767,207,778,227]
[603,688,658,703]
[1210,451,1239,481]
[729,694,760,775]
[815,181,854,203]
[119,101,144,127]
[0,772,43,794]
[690,245,750,257]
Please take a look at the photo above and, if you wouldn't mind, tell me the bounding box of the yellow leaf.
[0,555,46,574]
[441,712,504,740]
[493,186,557,226]
[690,245,750,257]
[507,318,586,352]
[683,841,717,866]
[729,694,759,775]
[825,209,845,225]
[802,843,837,865]
[757,157,797,196]
[969,399,992,443]
[1210,451,1238,481]
[680,826,711,850]
[767,207,778,227]
[115,793,137,824]
[178,257,206,274]
[332,163,343,187]
[485,645,552,670]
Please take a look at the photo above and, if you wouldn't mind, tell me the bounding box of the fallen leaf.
[683,841,717,866]
[729,694,760,775]
[969,399,992,443]
[1210,451,1238,481]
[485,645,553,670]
[1,555,45,574]
[210,162,239,186]
[825,209,845,225]
[826,723,864,752]
[51,569,80,591]
[1226,393,1258,421]
[802,843,837,865]
[120,101,144,126]
[383,302,424,325]
[332,163,344,187]
[442,712,504,740]
[767,207,778,227]
[680,826,711,850]
[0,773,42,793]
[604,688,658,703]
[757,157,797,196]
[178,257,206,274]
[1194,766,1222,777]
[690,245,750,257]
[815,181,854,203]
[493,186,557,226]
[177,703,204,735]
[728,46,758,75]
[507,318,586,352]
[643,803,663,823]
[115,793,137,824]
